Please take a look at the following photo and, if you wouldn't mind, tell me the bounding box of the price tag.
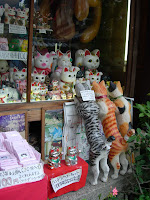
[39,29,46,34]
[80,90,95,101]
[51,169,82,193]
[0,23,4,34]
[9,24,27,34]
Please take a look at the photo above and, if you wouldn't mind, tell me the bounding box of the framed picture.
[41,108,63,160]
[0,111,27,139]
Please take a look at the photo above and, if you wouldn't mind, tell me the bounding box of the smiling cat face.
[13,67,27,81]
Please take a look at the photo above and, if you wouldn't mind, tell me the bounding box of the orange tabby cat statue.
[108,81,135,139]
[92,81,134,179]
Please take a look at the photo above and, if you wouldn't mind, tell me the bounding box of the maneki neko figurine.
[59,66,79,96]
[0,5,4,23]
[65,146,81,166]
[16,7,29,26]
[47,146,63,169]
[4,3,16,25]
[0,60,10,84]
[31,82,41,101]
[34,51,55,76]
[50,50,72,82]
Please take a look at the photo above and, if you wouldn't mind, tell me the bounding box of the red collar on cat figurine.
[95,95,107,99]
[34,66,51,75]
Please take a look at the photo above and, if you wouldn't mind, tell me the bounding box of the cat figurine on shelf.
[0,87,8,103]
[74,80,115,185]
[50,50,72,82]
[108,81,135,138]
[34,52,55,76]
[65,146,81,166]
[89,71,103,84]
[0,60,9,83]
[4,4,16,24]
[11,67,27,82]
[32,69,46,83]
[59,66,79,94]
[0,38,9,51]
[0,5,4,23]
[47,147,63,169]
[16,8,29,26]
[92,81,135,179]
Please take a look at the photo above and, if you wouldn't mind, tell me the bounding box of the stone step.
[50,165,133,200]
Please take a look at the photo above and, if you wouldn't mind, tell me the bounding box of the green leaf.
[127,135,136,143]
[98,194,101,200]
[147,147,150,151]
[139,113,145,117]
[147,101,150,109]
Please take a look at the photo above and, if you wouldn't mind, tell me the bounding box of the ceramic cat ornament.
[47,146,63,169]
[50,50,72,82]
[34,52,55,75]
[92,81,135,179]
[59,66,79,94]
[74,80,115,185]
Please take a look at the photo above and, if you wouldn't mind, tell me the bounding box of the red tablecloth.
[0,175,48,200]
[44,157,88,199]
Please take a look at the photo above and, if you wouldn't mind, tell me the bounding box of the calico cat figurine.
[92,81,134,179]
[108,81,135,139]
[74,80,115,185]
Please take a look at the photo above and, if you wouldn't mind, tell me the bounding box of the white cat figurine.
[0,60,9,82]
[50,50,72,82]
[34,52,55,76]
[4,4,16,24]
[88,71,103,84]
[74,49,85,67]
[16,8,29,26]
[59,66,79,94]
[0,5,4,23]
[12,67,27,82]
[32,69,46,83]
[0,87,7,103]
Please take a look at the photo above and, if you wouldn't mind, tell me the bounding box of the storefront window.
[0,0,29,103]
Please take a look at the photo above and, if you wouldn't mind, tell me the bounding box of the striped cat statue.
[92,80,134,179]
[74,80,115,185]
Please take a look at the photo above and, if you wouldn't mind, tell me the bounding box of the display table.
[44,157,88,199]
[0,175,48,200]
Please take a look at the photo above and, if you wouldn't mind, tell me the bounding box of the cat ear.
[92,49,100,57]
[116,81,123,94]
[41,70,45,75]
[13,68,18,72]
[68,147,71,149]
[97,73,99,76]
[17,8,21,11]
[89,72,93,75]
[74,146,76,149]
[0,5,3,8]
[13,7,16,11]
[64,67,68,72]
[57,50,63,57]
[66,50,71,58]
[22,68,26,72]
[35,52,41,59]
[33,70,37,74]
[45,52,50,58]
[85,49,91,56]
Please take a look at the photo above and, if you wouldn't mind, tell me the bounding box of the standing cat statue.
[65,146,81,166]
[92,81,135,179]
[16,8,29,26]
[50,50,72,82]
[74,80,115,185]
[89,71,103,84]
[108,81,135,138]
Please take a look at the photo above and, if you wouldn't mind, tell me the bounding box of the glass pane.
[32,0,129,102]
[0,0,29,104]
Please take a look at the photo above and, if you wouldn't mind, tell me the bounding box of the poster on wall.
[0,113,26,138]
[63,102,90,161]
[45,109,63,159]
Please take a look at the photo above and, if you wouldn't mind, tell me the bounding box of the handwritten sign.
[0,163,44,189]
[51,169,82,193]
[0,23,4,34]
[0,51,27,60]
[80,90,95,101]
[9,24,27,34]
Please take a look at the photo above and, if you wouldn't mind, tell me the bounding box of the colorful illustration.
[0,114,25,138]
[45,109,63,159]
